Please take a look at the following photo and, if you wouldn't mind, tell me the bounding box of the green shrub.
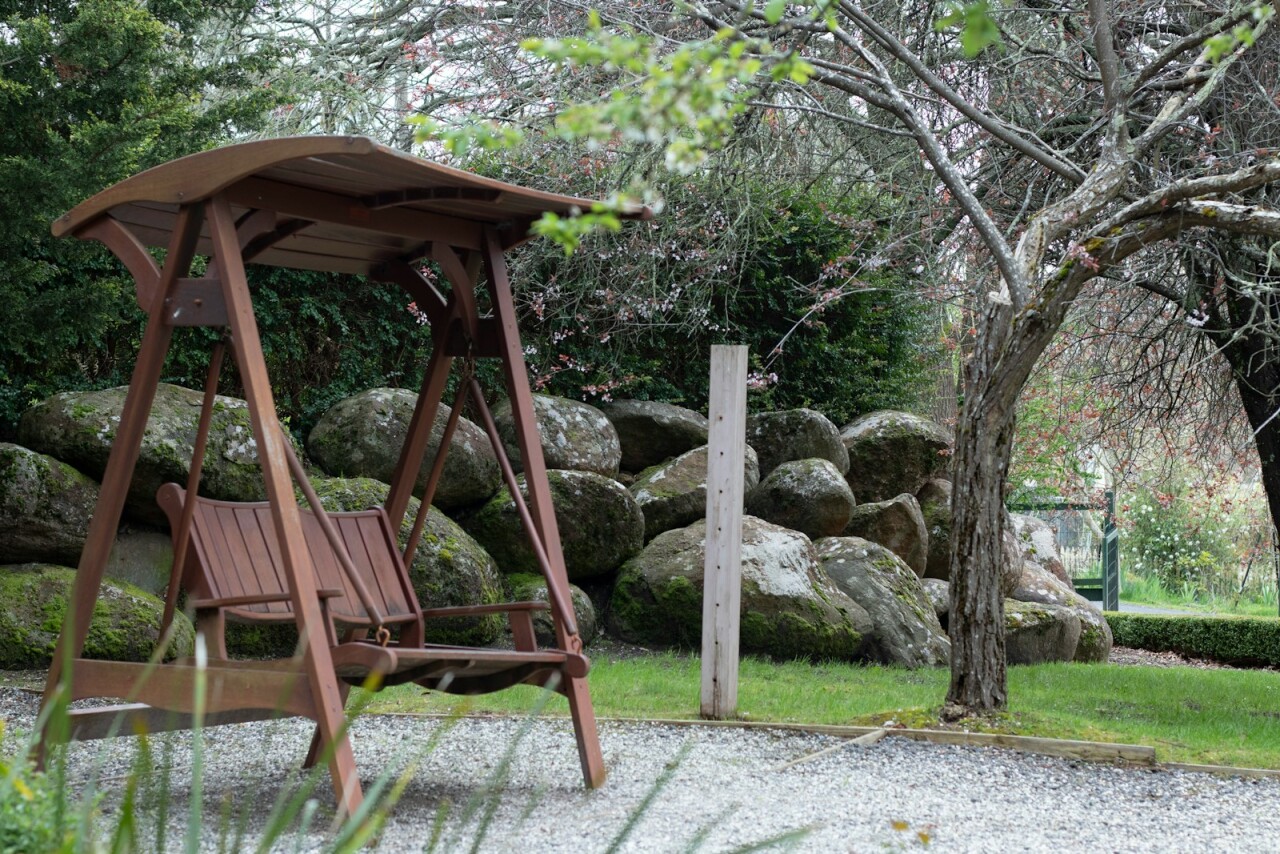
[481,160,937,425]
[1122,489,1236,596]
[0,750,65,854]
[1108,612,1280,667]
[0,0,279,439]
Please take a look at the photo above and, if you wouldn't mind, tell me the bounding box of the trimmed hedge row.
[1108,613,1280,667]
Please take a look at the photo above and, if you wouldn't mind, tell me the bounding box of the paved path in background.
[1116,601,1213,616]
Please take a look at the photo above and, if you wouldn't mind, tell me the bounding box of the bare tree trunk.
[1232,360,1280,560]
[944,304,1021,715]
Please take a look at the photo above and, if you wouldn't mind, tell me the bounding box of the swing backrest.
[157,483,423,631]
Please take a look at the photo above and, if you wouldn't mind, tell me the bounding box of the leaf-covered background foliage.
[486,152,937,425]
[0,0,277,434]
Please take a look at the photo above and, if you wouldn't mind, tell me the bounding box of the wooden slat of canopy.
[54,135,648,275]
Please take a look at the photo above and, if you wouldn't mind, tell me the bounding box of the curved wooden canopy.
[54,135,649,275]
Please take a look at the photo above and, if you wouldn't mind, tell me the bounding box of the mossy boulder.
[462,469,643,582]
[307,476,505,645]
[1072,602,1113,663]
[505,572,598,647]
[631,445,760,541]
[843,494,928,577]
[492,395,621,477]
[916,479,952,580]
[598,400,708,473]
[1004,600,1081,665]
[0,564,193,668]
[1010,554,1081,609]
[840,411,951,503]
[746,409,849,478]
[815,537,950,667]
[1008,557,1112,663]
[0,443,99,564]
[745,459,855,540]
[307,388,500,512]
[1010,513,1073,586]
[17,384,288,526]
[105,528,174,597]
[607,517,869,661]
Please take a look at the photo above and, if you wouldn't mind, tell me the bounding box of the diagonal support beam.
[205,193,363,818]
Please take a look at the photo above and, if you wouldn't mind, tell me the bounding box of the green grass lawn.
[359,653,1280,770]
[1120,571,1280,618]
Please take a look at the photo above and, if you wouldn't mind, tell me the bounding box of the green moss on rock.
[505,572,598,646]
[465,470,643,581]
[607,518,864,661]
[0,564,193,668]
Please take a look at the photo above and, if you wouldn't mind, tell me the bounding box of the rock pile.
[1,387,1110,668]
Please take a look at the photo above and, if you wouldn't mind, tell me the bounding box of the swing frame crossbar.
[38,135,649,816]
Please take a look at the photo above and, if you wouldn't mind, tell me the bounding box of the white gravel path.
[5,688,1280,852]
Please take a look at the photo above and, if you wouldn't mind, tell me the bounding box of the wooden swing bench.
[154,482,585,692]
[37,135,649,816]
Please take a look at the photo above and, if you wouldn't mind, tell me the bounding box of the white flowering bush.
[1122,487,1252,597]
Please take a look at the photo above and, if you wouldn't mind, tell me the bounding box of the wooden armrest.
[191,588,345,610]
[419,601,548,620]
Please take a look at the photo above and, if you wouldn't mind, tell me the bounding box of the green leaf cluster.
[1203,3,1275,63]
[934,0,1003,58]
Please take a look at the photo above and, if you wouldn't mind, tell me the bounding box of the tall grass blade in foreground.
[604,740,692,854]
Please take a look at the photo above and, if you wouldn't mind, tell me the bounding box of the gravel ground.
[4,686,1280,853]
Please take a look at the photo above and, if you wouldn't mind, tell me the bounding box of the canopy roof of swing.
[54,135,651,274]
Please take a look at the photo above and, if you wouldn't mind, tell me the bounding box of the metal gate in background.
[1008,490,1119,611]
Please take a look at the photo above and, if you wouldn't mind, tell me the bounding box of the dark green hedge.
[1108,613,1280,667]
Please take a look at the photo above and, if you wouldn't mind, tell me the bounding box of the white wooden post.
[700,344,747,720]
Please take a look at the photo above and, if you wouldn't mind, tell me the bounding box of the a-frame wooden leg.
[40,206,205,730]
[206,195,363,817]
[480,228,606,788]
[385,328,454,531]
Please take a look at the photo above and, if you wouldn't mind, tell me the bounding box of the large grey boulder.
[106,528,174,597]
[463,469,644,582]
[608,517,869,660]
[921,578,950,628]
[917,479,952,580]
[815,537,950,667]
[0,443,99,564]
[309,476,505,645]
[840,411,951,503]
[598,400,708,473]
[746,409,849,478]
[1010,555,1080,609]
[1001,516,1024,597]
[18,384,287,525]
[1010,513,1073,587]
[492,395,621,477]
[1004,600,1081,665]
[0,564,194,668]
[506,573,598,647]
[630,445,760,540]
[1072,601,1114,663]
[843,494,928,577]
[307,388,500,512]
[745,459,855,540]
[1009,558,1112,663]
